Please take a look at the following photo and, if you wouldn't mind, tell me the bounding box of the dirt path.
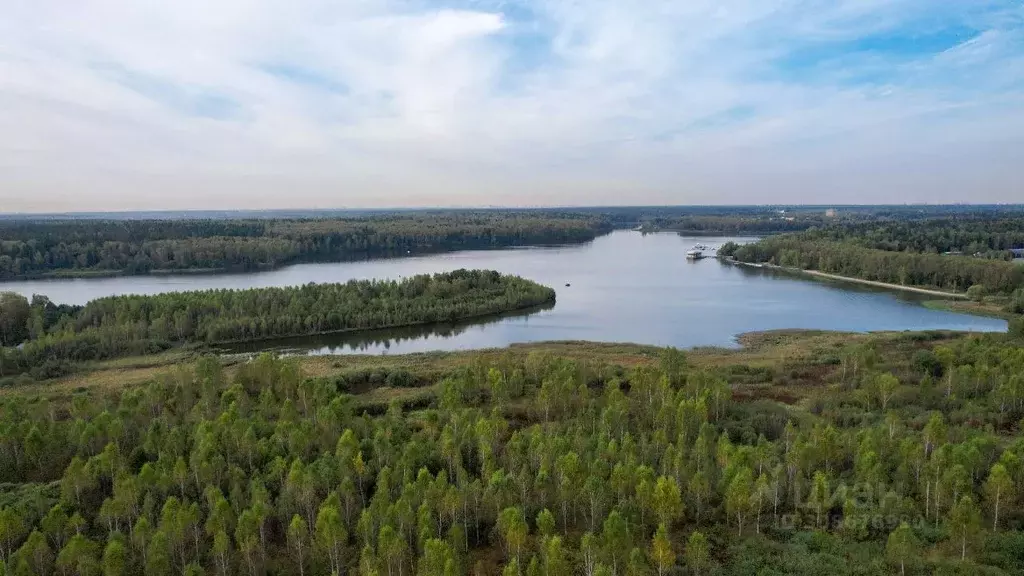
[725,260,968,299]
[801,270,968,298]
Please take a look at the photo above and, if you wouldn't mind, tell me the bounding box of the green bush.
[1009,317,1024,338]
[967,284,987,301]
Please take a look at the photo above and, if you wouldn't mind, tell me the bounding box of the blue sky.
[0,0,1022,211]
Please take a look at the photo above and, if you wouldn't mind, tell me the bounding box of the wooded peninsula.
[0,214,611,280]
[0,270,555,380]
[719,216,1024,316]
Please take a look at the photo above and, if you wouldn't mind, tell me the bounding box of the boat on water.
[686,247,705,259]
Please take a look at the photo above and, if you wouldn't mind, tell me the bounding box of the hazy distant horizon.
[3,1,1022,211]
[4,202,1024,219]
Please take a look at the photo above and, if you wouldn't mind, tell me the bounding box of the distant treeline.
[0,213,611,280]
[633,212,1024,238]
[644,215,820,234]
[796,218,1024,259]
[585,205,1024,229]
[0,270,555,380]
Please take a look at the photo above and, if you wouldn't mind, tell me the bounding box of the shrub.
[967,284,986,302]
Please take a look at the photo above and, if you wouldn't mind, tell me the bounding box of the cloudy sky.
[1,0,1022,211]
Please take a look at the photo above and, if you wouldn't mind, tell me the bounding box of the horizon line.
[4,202,1024,218]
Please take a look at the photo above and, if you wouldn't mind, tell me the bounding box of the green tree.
[725,468,753,536]
[502,558,520,576]
[527,556,540,576]
[984,463,1014,531]
[287,514,309,576]
[418,538,456,576]
[102,538,127,576]
[536,509,556,538]
[542,535,568,576]
[933,348,956,398]
[967,284,986,302]
[684,531,709,576]
[876,373,899,411]
[687,470,710,523]
[379,524,408,576]
[947,496,983,561]
[650,524,674,576]
[601,511,630,575]
[56,533,100,576]
[0,292,30,346]
[61,458,93,508]
[315,504,347,576]
[627,548,648,576]
[808,471,830,529]
[0,507,26,563]
[131,517,152,570]
[660,347,687,385]
[652,476,683,527]
[12,529,53,576]
[145,531,172,576]
[497,507,527,569]
[40,505,70,551]
[211,530,231,576]
[580,532,598,576]
[753,473,771,535]
[885,522,918,576]
[940,464,971,521]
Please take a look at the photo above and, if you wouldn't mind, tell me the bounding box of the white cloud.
[0,0,1021,211]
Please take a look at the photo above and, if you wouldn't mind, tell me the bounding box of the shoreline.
[210,297,556,349]
[0,238,606,283]
[722,259,969,299]
[921,299,1017,320]
[11,329,974,396]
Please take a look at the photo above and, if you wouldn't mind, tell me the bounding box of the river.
[1,231,1006,354]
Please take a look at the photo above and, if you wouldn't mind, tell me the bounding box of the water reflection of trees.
[314,322,478,355]
[228,302,555,356]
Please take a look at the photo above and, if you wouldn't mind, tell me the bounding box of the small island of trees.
[0,270,555,380]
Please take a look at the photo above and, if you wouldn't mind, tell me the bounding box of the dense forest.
[0,271,554,380]
[0,214,610,280]
[2,329,1024,575]
[718,213,1024,313]
[794,219,1024,260]
[722,236,1024,295]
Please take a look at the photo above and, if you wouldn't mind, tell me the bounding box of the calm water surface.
[2,231,1006,353]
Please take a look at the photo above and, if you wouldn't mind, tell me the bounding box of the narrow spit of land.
[725,259,968,299]
[800,269,968,298]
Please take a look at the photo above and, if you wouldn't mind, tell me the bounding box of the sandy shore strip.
[723,259,968,299]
